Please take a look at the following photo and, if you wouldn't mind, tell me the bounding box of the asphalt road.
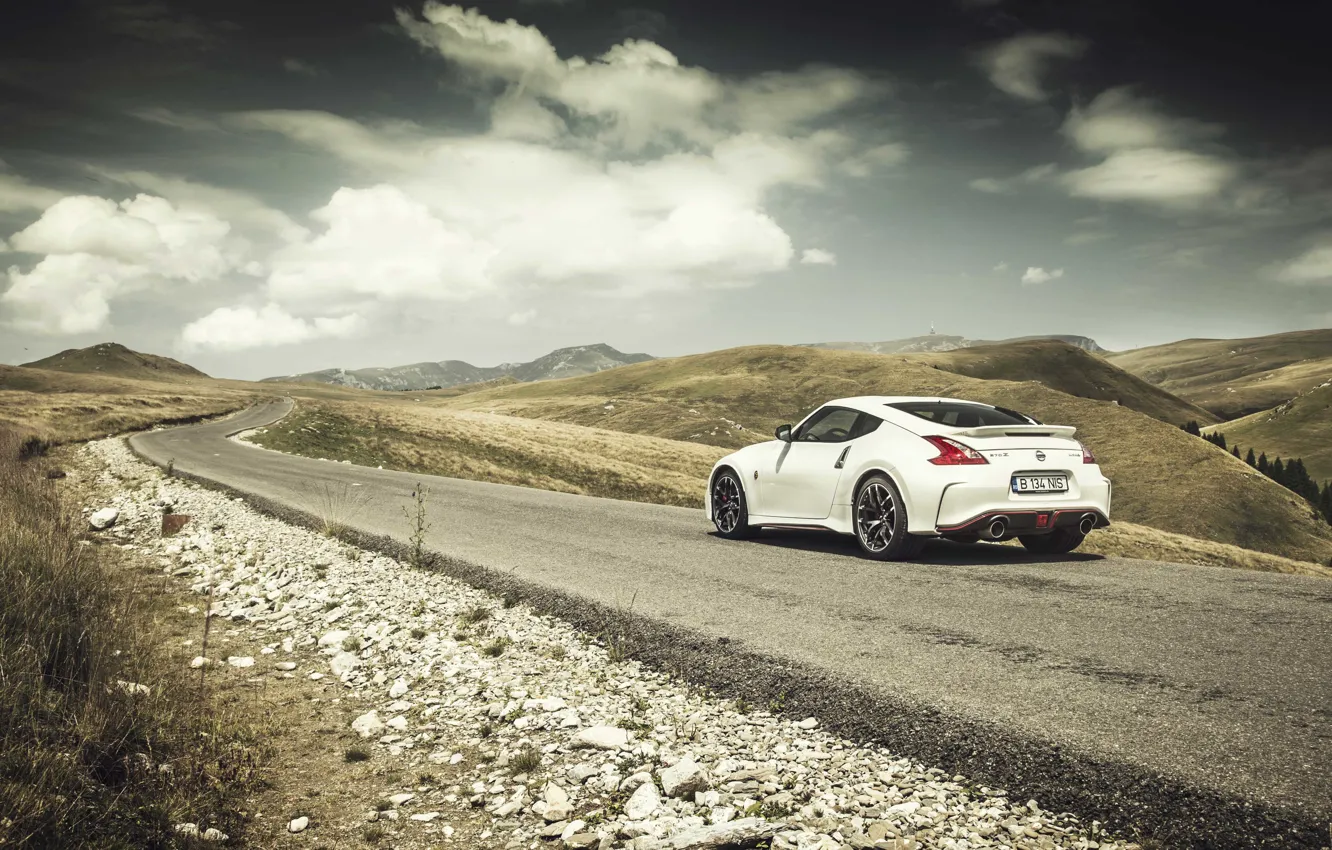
[131,400,1332,838]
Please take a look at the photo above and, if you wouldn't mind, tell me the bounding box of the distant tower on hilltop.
[929,322,936,335]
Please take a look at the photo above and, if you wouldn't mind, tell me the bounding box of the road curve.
[130,400,1332,844]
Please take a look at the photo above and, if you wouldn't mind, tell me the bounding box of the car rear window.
[887,401,1033,428]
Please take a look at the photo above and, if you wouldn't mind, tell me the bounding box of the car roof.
[821,396,995,417]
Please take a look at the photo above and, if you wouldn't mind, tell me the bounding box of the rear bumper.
[937,507,1110,536]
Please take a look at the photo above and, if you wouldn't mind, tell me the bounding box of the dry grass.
[432,344,1332,565]
[0,365,256,447]
[1106,327,1332,419]
[1080,521,1332,578]
[248,400,725,508]
[1205,381,1332,483]
[916,340,1219,426]
[0,431,268,848]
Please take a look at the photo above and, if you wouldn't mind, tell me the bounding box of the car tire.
[1019,528,1085,555]
[710,469,754,539]
[853,473,925,561]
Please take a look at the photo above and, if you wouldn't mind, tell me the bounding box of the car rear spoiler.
[949,424,1077,439]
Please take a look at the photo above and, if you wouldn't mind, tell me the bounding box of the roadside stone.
[288,816,308,833]
[352,710,385,738]
[225,656,254,668]
[625,780,661,820]
[571,725,631,750]
[89,507,119,529]
[660,756,709,798]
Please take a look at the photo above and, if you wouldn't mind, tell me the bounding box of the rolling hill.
[1206,379,1332,483]
[1107,328,1332,419]
[22,342,209,380]
[911,340,1218,427]
[433,343,1332,564]
[808,333,1106,355]
[262,343,654,391]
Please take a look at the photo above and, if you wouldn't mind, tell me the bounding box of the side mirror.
[775,424,793,442]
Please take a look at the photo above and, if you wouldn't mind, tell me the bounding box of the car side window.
[850,414,882,439]
[794,407,861,443]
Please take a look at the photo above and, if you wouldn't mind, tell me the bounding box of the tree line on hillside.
[1181,420,1332,526]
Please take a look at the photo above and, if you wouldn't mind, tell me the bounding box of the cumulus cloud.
[992,261,1008,271]
[1062,148,1237,205]
[181,303,364,351]
[1021,266,1064,285]
[800,248,837,266]
[979,33,1086,101]
[1271,242,1332,284]
[0,173,64,213]
[265,184,495,308]
[508,309,536,326]
[967,163,1056,194]
[1,193,244,334]
[1062,88,1224,154]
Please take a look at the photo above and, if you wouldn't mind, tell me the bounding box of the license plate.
[1012,475,1068,493]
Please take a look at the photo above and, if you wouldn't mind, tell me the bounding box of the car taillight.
[923,435,989,465]
[1080,442,1096,464]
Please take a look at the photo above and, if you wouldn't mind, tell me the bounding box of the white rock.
[226,656,254,668]
[329,652,359,675]
[386,715,409,732]
[317,629,350,648]
[561,820,586,841]
[389,793,415,806]
[276,661,297,671]
[352,710,386,738]
[188,656,209,669]
[389,678,410,698]
[89,508,119,530]
[797,717,819,730]
[114,680,150,696]
[571,725,631,750]
[660,756,710,798]
[626,779,661,820]
[410,812,440,822]
[201,828,228,842]
[288,816,308,833]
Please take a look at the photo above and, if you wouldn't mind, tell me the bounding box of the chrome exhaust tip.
[985,517,1009,540]
[1079,514,1097,535]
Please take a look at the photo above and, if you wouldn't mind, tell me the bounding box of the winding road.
[130,400,1332,847]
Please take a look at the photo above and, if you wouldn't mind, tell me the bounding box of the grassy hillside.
[1206,380,1332,483]
[0,365,255,446]
[914,340,1218,427]
[434,344,1332,564]
[1107,328,1332,419]
[23,342,209,381]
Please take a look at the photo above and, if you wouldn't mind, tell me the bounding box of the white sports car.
[705,396,1111,560]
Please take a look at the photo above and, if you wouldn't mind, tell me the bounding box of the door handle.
[834,446,851,469]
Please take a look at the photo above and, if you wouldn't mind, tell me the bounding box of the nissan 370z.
[705,397,1111,560]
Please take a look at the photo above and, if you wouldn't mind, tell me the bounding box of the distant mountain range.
[262,343,655,391]
[804,334,1107,355]
[21,342,209,380]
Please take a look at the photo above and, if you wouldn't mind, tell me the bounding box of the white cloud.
[1064,230,1113,245]
[1271,243,1332,284]
[1,193,245,334]
[265,184,495,308]
[1063,87,1223,154]
[979,33,1086,101]
[800,248,837,266]
[1062,148,1237,205]
[992,261,1008,271]
[0,173,64,213]
[181,303,364,351]
[508,309,537,326]
[283,58,320,76]
[1021,266,1064,285]
[87,168,309,245]
[967,163,1056,194]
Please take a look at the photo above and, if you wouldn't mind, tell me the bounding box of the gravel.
[85,435,1145,850]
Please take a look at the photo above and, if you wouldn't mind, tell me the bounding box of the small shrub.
[345,746,371,763]
[502,591,520,609]
[363,825,387,843]
[373,800,393,812]
[410,627,428,640]
[17,434,51,460]
[341,636,359,652]
[479,721,494,738]
[482,638,510,658]
[509,747,541,774]
[545,644,567,660]
[460,605,491,625]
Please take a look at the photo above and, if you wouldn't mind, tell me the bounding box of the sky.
[2,0,1330,380]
